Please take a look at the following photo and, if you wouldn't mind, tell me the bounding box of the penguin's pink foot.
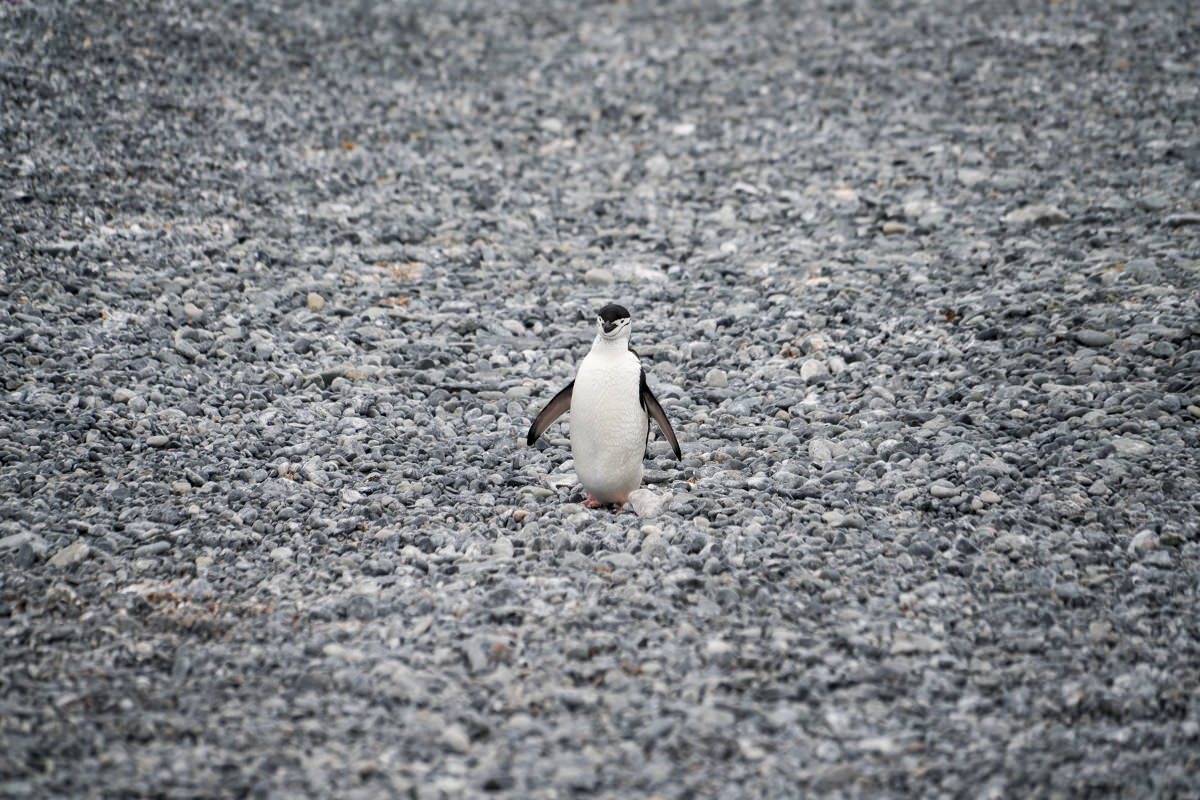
[582,495,603,508]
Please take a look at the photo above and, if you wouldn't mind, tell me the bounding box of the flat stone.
[822,510,866,528]
[48,541,90,568]
[1165,212,1200,227]
[929,481,958,498]
[890,632,943,655]
[1112,437,1153,457]
[1075,329,1114,347]
[602,552,638,570]
[1004,204,1069,225]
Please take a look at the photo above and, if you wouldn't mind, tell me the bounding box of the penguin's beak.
[602,320,618,334]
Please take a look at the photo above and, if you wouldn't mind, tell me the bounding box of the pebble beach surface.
[2,1,1199,797]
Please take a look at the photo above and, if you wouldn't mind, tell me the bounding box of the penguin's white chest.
[569,349,646,504]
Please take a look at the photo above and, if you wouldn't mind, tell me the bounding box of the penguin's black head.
[597,303,631,336]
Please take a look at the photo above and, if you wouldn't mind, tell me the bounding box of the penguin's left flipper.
[526,381,574,446]
[640,371,681,460]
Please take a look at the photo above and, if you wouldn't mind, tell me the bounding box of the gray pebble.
[1075,329,1114,347]
[583,268,615,286]
[48,541,90,568]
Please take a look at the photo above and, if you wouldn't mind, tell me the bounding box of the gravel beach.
[3,0,1199,796]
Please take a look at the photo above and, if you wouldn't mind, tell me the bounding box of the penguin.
[527,303,682,508]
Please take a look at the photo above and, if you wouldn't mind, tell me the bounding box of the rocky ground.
[2,0,1199,797]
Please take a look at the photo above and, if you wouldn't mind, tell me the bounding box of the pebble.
[929,481,958,498]
[821,510,866,528]
[800,358,828,382]
[306,292,326,311]
[628,488,670,518]
[890,632,944,655]
[48,541,90,568]
[1004,204,1069,225]
[491,536,515,559]
[134,541,170,557]
[881,221,909,235]
[175,337,200,360]
[583,268,614,286]
[442,724,471,754]
[0,531,47,557]
[958,168,987,186]
[994,533,1030,552]
[147,435,170,448]
[182,301,203,320]
[1165,212,1200,227]
[705,368,728,388]
[602,552,638,570]
[979,490,1002,504]
[1127,530,1157,553]
[1075,329,1114,347]
[112,388,135,403]
[1111,437,1153,457]
[831,185,858,205]
[808,438,840,464]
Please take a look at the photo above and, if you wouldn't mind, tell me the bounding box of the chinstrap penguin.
[527,304,681,508]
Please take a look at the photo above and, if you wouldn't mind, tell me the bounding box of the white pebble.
[628,488,669,518]
[1128,530,1157,553]
[491,536,514,559]
[800,358,828,382]
[705,368,728,388]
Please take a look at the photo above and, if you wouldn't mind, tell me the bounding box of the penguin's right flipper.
[526,381,574,446]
